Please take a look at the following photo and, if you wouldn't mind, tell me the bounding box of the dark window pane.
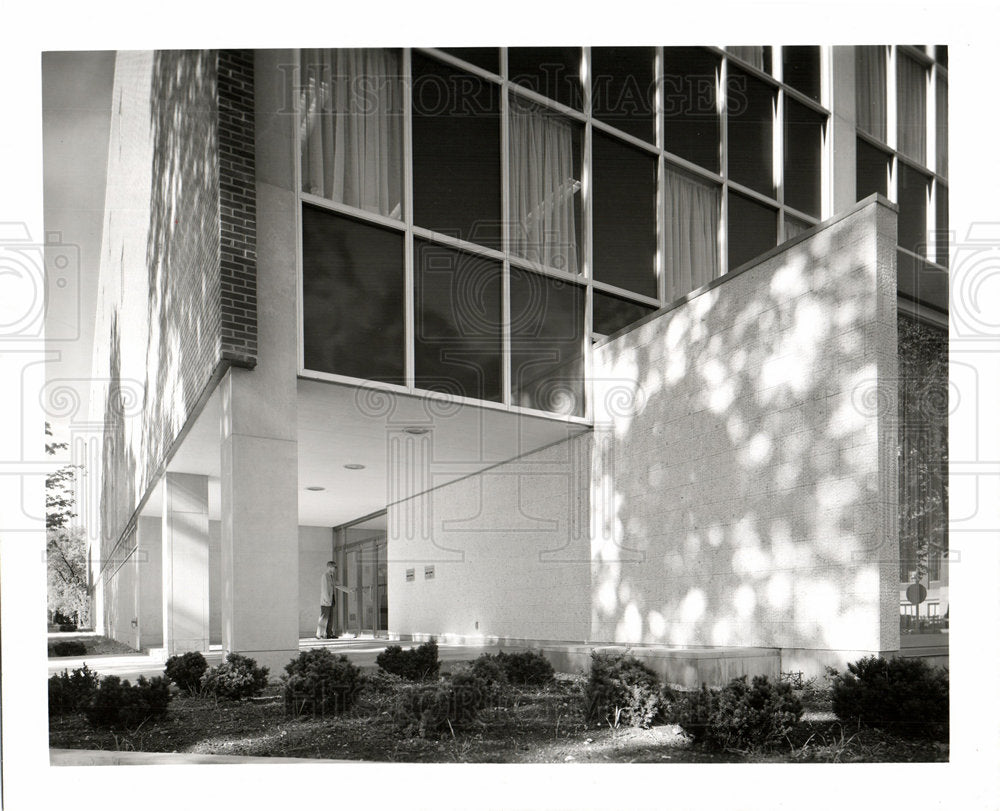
[510,269,585,416]
[437,48,499,74]
[508,47,583,110]
[411,53,501,249]
[663,47,720,172]
[727,68,776,197]
[302,205,404,383]
[782,46,821,102]
[591,46,656,143]
[856,138,891,200]
[898,163,930,257]
[897,53,927,165]
[784,214,812,242]
[414,240,502,402]
[934,45,948,68]
[727,47,772,73]
[594,291,656,336]
[784,98,824,217]
[728,192,777,270]
[935,183,949,268]
[855,46,888,142]
[592,132,658,298]
[936,75,948,177]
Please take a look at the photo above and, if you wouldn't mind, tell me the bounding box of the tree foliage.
[45,421,88,624]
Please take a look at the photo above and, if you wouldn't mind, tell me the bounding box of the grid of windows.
[854,46,948,275]
[298,46,833,417]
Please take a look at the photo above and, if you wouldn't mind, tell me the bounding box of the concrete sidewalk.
[50,748,350,765]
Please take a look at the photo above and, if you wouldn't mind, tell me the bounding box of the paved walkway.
[50,748,350,765]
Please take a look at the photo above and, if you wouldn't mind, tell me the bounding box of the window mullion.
[403,48,415,391]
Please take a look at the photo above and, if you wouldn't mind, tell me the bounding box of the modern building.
[77,46,948,680]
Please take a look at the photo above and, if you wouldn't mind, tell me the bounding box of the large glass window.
[508,97,583,274]
[727,69,776,197]
[782,46,821,102]
[592,131,658,298]
[300,48,404,218]
[437,48,499,74]
[411,53,501,249]
[594,291,656,337]
[301,205,405,382]
[784,98,824,217]
[856,138,891,200]
[507,47,583,111]
[662,47,720,172]
[726,47,771,73]
[414,240,502,401]
[510,270,585,416]
[897,53,928,164]
[728,192,776,270]
[591,46,656,143]
[935,74,948,178]
[898,163,930,258]
[855,46,887,142]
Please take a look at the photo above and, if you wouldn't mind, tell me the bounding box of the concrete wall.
[299,526,334,637]
[591,198,899,669]
[136,516,162,649]
[209,520,222,645]
[388,434,592,642]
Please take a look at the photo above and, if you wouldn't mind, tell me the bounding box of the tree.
[45,422,89,625]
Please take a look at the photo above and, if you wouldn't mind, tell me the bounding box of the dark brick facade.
[218,50,258,368]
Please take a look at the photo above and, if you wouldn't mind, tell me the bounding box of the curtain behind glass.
[897,53,927,164]
[855,46,887,142]
[664,167,719,301]
[509,97,581,273]
[300,49,404,219]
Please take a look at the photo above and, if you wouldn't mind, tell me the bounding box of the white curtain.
[728,47,766,71]
[300,48,404,219]
[509,97,581,273]
[664,166,719,301]
[855,46,887,142]
[897,53,927,164]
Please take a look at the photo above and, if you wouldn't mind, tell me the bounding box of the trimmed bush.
[48,664,99,716]
[470,653,508,688]
[164,651,208,694]
[49,641,87,657]
[830,655,948,737]
[84,675,172,729]
[667,675,803,751]
[394,668,489,737]
[584,652,663,728]
[202,653,270,701]
[376,641,440,681]
[496,650,555,686]
[283,648,363,716]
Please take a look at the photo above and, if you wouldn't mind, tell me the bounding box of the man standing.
[316,560,349,639]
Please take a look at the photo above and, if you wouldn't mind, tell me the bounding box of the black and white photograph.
[1,2,998,809]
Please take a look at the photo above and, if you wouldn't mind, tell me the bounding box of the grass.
[47,633,138,658]
[48,669,948,763]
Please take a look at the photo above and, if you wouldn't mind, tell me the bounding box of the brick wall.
[92,50,258,599]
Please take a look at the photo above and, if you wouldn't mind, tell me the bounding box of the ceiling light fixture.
[343,463,365,470]
[403,426,431,435]
[305,486,325,492]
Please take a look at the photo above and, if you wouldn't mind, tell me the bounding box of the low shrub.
[84,675,172,729]
[667,675,803,751]
[394,668,488,737]
[164,651,208,694]
[283,648,363,716]
[376,641,439,681]
[830,655,948,737]
[202,653,270,701]
[584,652,663,728]
[49,641,87,657]
[48,664,100,716]
[496,650,555,686]
[470,653,508,688]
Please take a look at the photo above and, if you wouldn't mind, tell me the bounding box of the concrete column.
[161,473,211,653]
[136,515,163,649]
[220,370,299,672]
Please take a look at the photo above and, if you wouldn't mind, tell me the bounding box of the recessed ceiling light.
[343,463,365,470]
[305,486,325,492]
[403,426,431,435]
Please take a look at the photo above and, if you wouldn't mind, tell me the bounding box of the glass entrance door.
[345,536,388,637]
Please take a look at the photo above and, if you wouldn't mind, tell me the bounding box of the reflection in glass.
[301,205,404,382]
[411,53,501,249]
[510,269,585,416]
[414,240,503,402]
[592,132,658,298]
